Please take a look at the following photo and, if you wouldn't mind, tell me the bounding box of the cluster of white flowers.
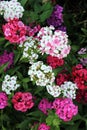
[19,37,41,64]
[2,75,20,94]
[37,26,71,58]
[46,84,61,97]
[28,61,55,86]
[0,0,24,21]
[61,81,78,99]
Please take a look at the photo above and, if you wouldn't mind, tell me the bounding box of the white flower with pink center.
[37,26,71,58]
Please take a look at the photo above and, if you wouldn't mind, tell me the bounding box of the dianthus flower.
[12,92,34,112]
[3,18,26,44]
[26,25,41,37]
[53,98,78,121]
[56,73,70,86]
[2,75,20,94]
[46,84,61,97]
[61,81,78,99]
[46,55,64,69]
[38,98,52,115]
[0,92,8,109]
[76,89,87,104]
[72,64,87,89]
[28,61,55,86]
[37,26,70,58]
[47,4,66,31]
[38,123,50,130]
[19,37,41,64]
[0,0,24,21]
[0,50,14,70]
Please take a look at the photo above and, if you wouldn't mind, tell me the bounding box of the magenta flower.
[0,92,8,109]
[53,98,78,121]
[38,123,50,130]
[38,98,52,115]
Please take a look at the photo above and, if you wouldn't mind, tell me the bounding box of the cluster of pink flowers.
[12,92,34,112]
[3,18,26,44]
[38,123,50,130]
[37,26,70,58]
[56,73,70,86]
[53,98,78,121]
[72,64,87,89]
[46,55,64,69]
[38,98,52,115]
[0,50,14,70]
[0,92,8,109]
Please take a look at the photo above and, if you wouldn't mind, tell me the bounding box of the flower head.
[0,92,8,109]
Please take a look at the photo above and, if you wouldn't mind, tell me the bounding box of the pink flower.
[12,92,34,112]
[38,123,50,130]
[3,18,26,44]
[53,98,78,121]
[38,98,52,115]
[0,92,8,109]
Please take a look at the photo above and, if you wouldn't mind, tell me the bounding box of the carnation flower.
[72,64,87,89]
[0,50,14,70]
[0,0,24,21]
[56,73,70,86]
[46,55,64,69]
[2,75,20,94]
[61,81,78,99]
[38,123,50,130]
[19,37,41,64]
[53,98,78,121]
[28,61,55,86]
[12,92,34,112]
[0,92,8,109]
[3,18,26,44]
[46,84,61,97]
[37,26,70,58]
[38,98,52,115]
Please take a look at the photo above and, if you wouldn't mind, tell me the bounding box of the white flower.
[28,61,55,86]
[0,0,24,21]
[61,81,78,99]
[46,84,61,97]
[2,75,20,94]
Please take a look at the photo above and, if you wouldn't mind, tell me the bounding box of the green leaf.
[22,78,30,83]
[40,10,52,22]
[0,62,8,74]
[20,0,28,6]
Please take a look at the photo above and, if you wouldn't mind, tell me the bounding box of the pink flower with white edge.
[38,123,50,130]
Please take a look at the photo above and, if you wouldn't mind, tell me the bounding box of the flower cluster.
[28,61,55,86]
[53,98,78,121]
[0,0,24,21]
[46,84,61,97]
[61,81,78,99]
[37,26,70,58]
[0,92,8,109]
[2,75,20,95]
[12,92,34,112]
[38,98,52,115]
[19,37,41,64]
[3,18,26,44]
[47,4,66,31]
[0,50,14,70]
[38,123,50,130]
[72,64,87,89]
[46,55,64,69]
